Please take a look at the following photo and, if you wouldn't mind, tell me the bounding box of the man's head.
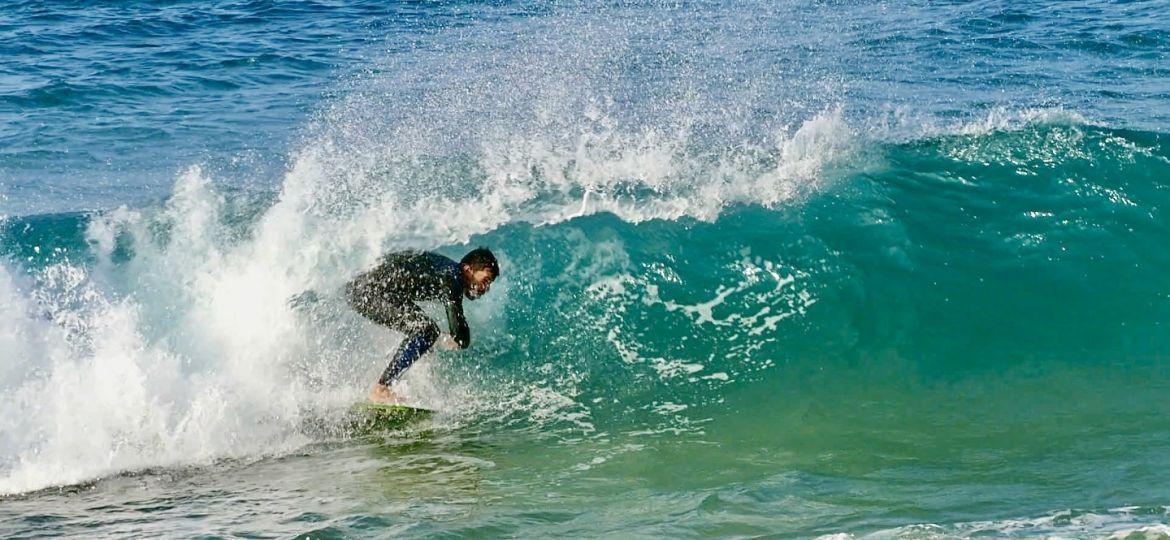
[460,247,499,300]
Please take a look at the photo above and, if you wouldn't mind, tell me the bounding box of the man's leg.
[377,312,440,386]
[370,306,439,402]
[346,290,440,400]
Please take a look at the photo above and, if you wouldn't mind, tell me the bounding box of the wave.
[2,110,1167,495]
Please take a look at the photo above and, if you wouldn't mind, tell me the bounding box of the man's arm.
[445,298,471,348]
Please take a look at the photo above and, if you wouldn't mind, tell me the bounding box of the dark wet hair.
[461,247,499,276]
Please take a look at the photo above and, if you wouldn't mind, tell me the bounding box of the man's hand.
[437,334,460,350]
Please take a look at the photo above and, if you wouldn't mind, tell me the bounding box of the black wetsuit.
[345,251,470,385]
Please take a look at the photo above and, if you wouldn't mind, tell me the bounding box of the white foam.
[818,507,1170,540]
[0,160,449,493]
[955,107,1094,136]
[642,248,815,337]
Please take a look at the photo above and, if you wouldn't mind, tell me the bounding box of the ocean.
[2,1,1170,538]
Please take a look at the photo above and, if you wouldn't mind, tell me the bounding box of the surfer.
[345,248,499,403]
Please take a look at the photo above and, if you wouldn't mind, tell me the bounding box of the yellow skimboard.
[347,402,433,433]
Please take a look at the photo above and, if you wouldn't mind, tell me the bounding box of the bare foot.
[368,384,404,404]
[437,334,460,350]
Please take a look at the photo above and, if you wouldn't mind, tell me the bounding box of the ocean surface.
[3,1,1170,538]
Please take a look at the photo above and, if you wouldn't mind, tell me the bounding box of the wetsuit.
[345,251,470,385]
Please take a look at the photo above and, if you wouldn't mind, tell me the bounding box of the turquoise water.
[3,1,1170,538]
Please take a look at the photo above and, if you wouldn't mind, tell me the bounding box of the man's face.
[462,265,495,300]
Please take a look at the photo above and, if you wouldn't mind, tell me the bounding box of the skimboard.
[347,402,433,433]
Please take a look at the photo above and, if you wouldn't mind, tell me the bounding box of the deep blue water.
[2,1,1170,538]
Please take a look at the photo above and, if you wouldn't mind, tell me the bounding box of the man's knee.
[396,309,440,341]
[416,321,440,346]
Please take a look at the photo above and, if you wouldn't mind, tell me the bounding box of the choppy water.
[3,1,1170,538]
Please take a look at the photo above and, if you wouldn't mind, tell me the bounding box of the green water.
[3,121,1170,539]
